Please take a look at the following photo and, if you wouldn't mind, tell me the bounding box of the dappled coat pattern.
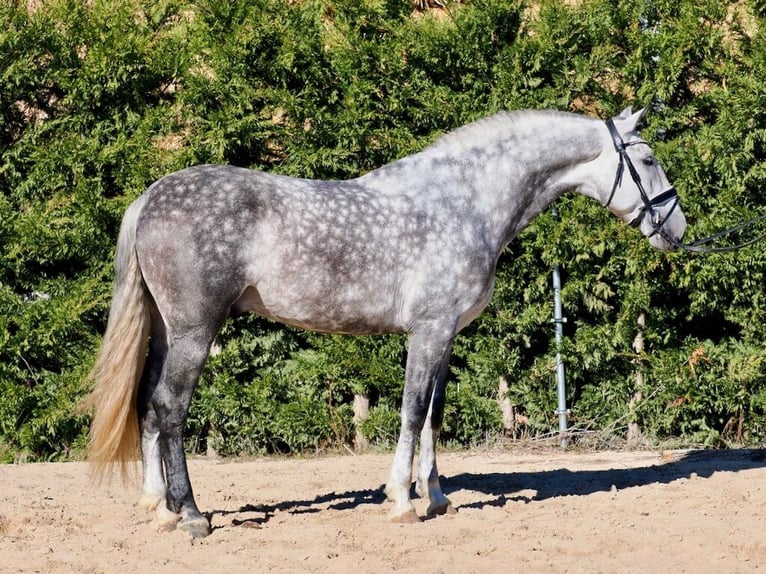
[84,108,686,537]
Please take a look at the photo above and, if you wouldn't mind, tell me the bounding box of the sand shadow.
[210,449,766,528]
[210,487,387,529]
[445,448,766,510]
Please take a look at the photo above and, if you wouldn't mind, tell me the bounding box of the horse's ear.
[613,106,647,134]
[616,106,633,119]
[633,106,648,127]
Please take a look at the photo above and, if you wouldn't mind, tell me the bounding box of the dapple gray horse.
[85,107,687,537]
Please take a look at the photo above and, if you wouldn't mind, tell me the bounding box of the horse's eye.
[642,157,656,166]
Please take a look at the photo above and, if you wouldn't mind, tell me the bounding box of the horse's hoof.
[426,501,457,517]
[388,508,422,524]
[152,505,181,533]
[178,517,211,539]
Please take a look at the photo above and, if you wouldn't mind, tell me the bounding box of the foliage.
[2,0,766,461]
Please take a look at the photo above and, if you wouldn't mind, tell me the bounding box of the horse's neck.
[391,112,605,250]
[491,118,604,246]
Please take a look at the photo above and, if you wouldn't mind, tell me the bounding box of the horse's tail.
[83,194,150,481]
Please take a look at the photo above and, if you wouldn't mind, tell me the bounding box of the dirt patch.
[1,448,765,573]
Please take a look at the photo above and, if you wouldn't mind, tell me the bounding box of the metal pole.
[550,203,569,449]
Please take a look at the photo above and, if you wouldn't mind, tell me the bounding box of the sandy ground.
[1,447,765,573]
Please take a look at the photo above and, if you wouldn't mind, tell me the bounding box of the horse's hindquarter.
[135,166,265,330]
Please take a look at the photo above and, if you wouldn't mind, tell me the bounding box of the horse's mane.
[429,110,593,151]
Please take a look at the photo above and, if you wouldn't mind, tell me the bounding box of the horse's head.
[598,107,687,251]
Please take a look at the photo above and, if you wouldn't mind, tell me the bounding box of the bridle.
[604,118,680,246]
[604,119,766,253]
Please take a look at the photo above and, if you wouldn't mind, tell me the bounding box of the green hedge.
[2,0,766,460]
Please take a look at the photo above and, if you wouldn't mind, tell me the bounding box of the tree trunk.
[627,312,646,449]
[353,393,370,451]
[498,376,515,437]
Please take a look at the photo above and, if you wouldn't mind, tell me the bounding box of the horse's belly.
[232,285,402,335]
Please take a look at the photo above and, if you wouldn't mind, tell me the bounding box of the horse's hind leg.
[149,325,220,538]
[139,405,165,511]
[416,364,456,517]
[137,316,168,512]
[385,325,454,523]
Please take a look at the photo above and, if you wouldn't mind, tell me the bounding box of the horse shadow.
[210,449,766,528]
[210,487,388,529]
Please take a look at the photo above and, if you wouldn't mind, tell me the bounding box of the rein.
[604,119,766,254]
[679,213,766,253]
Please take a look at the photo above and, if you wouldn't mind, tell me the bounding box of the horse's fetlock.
[152,505,181,533]
[388,506,421,524]
[426,500,456,517]
[138,492,165,512]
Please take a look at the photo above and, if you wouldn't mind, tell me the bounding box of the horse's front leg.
[385,325,454,523]
[416,370,456,517]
